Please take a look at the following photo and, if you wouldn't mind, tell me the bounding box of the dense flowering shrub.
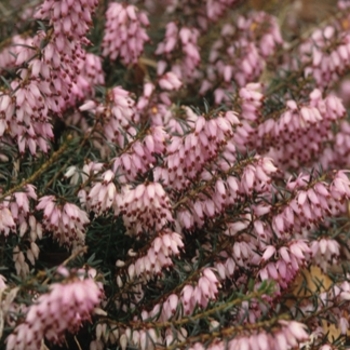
[1,0,350,349]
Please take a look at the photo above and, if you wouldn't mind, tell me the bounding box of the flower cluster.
[200,12,282,103]
[156,22,201,82]
[6,270,102,350]
[102,2,150,65]
[127,229,184,278]
[259,240,311,288]
[191,321,308,350]
[36,196,89,247]
[112,268,221,350]
[159,0,239,31]
[0,0,100,155]
[0,185,41,274]
[80,86,137,147]
[189,321,309,350]
[119,182,173,235]
[241,89,346,169]
[112,125,167,182]
[310,238,340,272]
[299,23,350,88]
[154,109,240,191]
[34,0,98,40]
[132,268,220,324]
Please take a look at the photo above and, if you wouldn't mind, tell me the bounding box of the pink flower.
[156,22,201,82]
[158,72,182,91]
[119,182,173,235]
[130,230,184,277]
[6,274,101,350]
[102,3,149,64]
[34,0,98,39]
[299,23,350,88]
[36,196,89,247]
[311,238,340,271]
[112,126,167,183]
[259,240,310,288]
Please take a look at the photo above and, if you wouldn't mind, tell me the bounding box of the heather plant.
[1,0,350,349]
